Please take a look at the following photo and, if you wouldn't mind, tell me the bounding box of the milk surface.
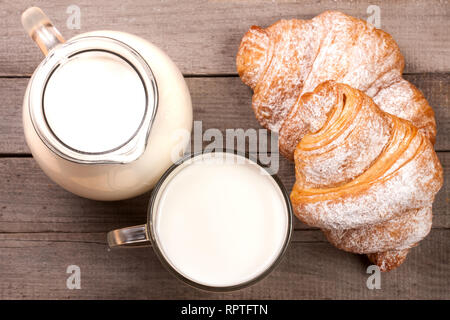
[43,50,147,153]
[24,31,192,200]
[154,153,289,287]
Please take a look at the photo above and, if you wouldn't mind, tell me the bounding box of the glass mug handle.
[107,224,152,248]
[21,7,65,56]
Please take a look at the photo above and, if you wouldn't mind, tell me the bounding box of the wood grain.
[0,229,448,299]
[1,74,449,154]
[1,0,449,76]
[0,153,448,233]
[0,0,449,300]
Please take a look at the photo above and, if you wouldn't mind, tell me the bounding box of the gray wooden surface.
[0,0,449,299]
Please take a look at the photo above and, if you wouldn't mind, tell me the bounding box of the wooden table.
[0,0,449,299]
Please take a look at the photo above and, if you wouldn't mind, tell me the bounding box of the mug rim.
[146,149,293,292]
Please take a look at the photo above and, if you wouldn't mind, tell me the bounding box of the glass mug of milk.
[108,151,293,291]
[21,7,192,200]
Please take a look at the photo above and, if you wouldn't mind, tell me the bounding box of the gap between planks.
[1,72,450,79]
[0,229,331,244]
[2,150,450,158]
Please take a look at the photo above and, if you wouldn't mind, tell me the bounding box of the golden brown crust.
[367,249,410,272]
[236,11,442,272]
[236,11,436,157]
[323,207,432,254]
[236,26,271,89]
[289,82,443,271]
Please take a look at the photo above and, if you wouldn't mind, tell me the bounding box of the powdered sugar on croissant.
[236,11,436,160]
[237,11,442,271]
[289,82,443,271]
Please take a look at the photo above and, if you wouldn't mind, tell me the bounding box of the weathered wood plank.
[0,229,448,299]
[1,74,449,154]
[1,0,449,76]
[0,152,448,233]
[1,0,448,301]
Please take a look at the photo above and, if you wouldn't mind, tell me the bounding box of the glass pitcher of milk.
[21,7,192,201]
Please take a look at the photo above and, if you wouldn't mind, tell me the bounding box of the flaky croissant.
[289,81,443,271]
[236,11,436,160]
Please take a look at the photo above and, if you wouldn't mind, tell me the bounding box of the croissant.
[288,81,443,271]
[236,11,436,160]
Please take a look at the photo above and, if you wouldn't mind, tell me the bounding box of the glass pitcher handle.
[107,224,152,248]
[21,7,65,56]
